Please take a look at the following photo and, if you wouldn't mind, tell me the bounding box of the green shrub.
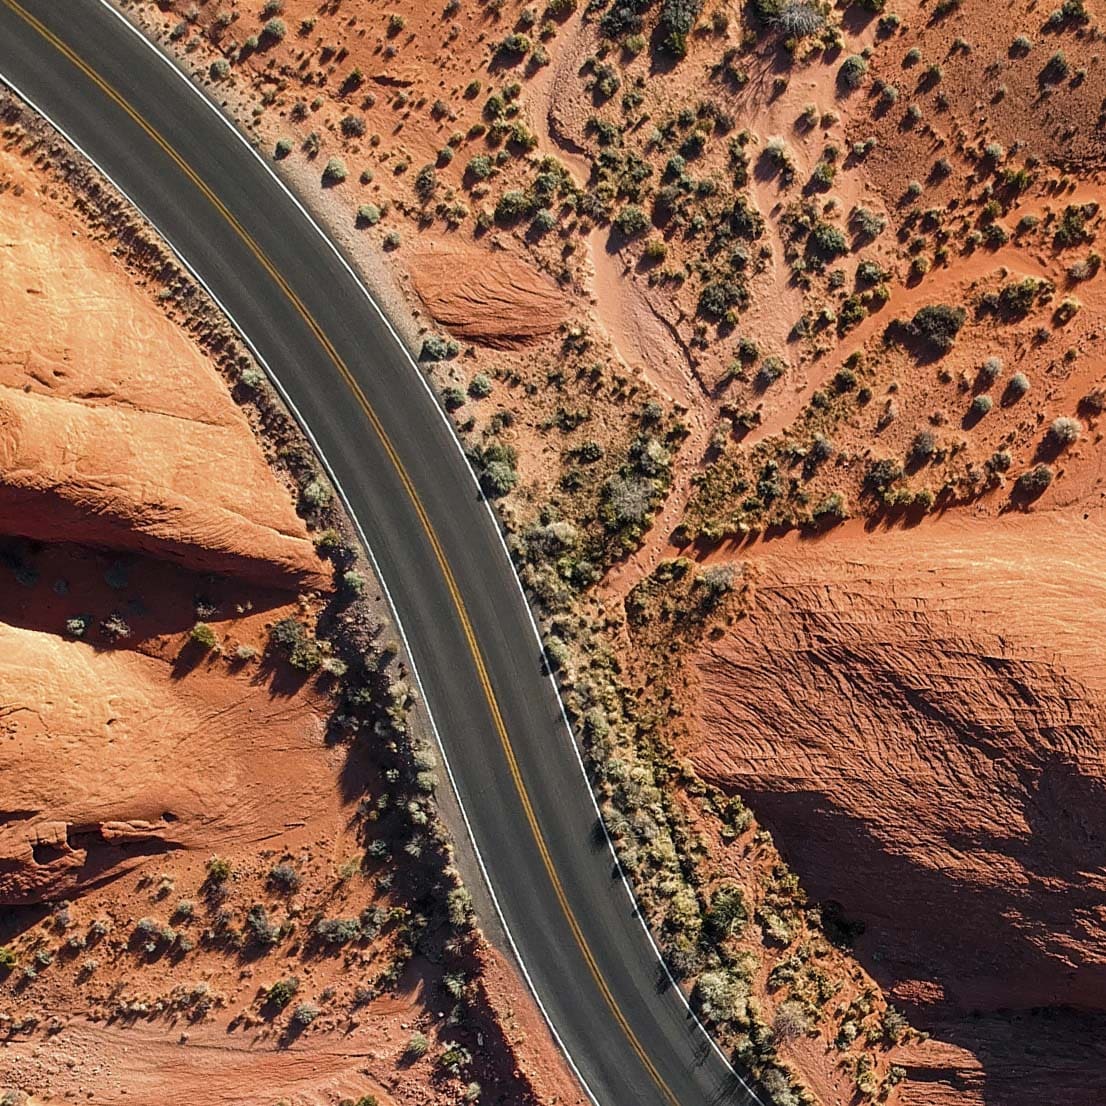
[1016,463,1053,496]
[1048,416,1082,446]
[313,916,361,945]
[356,203,381,227]
[809,222,848,259]
[420,334,460,362]
[659,0,704,57]
[909,303,966,352]
[322,157,347,184]
[704,884,747,940]
[838,54,869,89]
[614,204,650,237]
[494,189,532,223]
[65,615,90,638]
[266,976,299,1009]
[206,856,232,883]
[468,374,493,398]
[406,1031,430,1058]
[291,1001,320,1027]
[969,394,993,419]
[268,617,322,671]
[190,622,217,650]
[261,17,286,41]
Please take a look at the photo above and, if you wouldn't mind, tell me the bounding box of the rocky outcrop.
[409,245,570,347]
[0,621,331,905]
[688,511,1106,1100]
[0,171,325,589]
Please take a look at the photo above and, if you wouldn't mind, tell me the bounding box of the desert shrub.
[301,478,330,509]
[268,862,300,892]
[695,968,748,1025]
[313,916,361,945]
[414,165,437,202]
[267,976,299,1009]
[190,622,217,650]
[65,615,90,638]
[0,946,16,970]
[206,856,232,884]
[495,189,533,224]
[808,161,835,191]
[340,114,366,137]
[909,303,966,352]
[978,356,1003,386]
[268,617,322,671]
[864,457,904,496]
[261,17,286,41]
[1041,50,1069,84]
[322,157,347,184]
[356,204,381,228]
[246,904,280,946]
[531,208,557,233]
[772,0,825,36]
[101,613,131,641]
[439,1041,473,1074]
[406,1031,430,1058]
[1055,203,1095,248]
[498,32,531,56]
[910,430,937,462]
[466,154,494,181]
[704,884,747,940]
[773,1000,812,1043]
[838,54,869,89]
[614,204,650,237]
[291,1001,320,1027]
[658,0,704,57]
[808,222,848,259]
[997,277,1043,317]
[1004,372,1030,403]
[1054,296,1081,324]
[1016,463,1053,496]
[468,441,519,497]
[1048,416,1082,447]
[698,279,747,318]
[850,205,886,239]
[420,334,460,362]
[969,394,993,418]
[468,374,493,398]
[755,356,787,390]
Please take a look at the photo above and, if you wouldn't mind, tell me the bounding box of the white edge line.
[56,7,766,1101]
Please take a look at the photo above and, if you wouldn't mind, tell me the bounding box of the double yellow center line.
[2,3,684,1103]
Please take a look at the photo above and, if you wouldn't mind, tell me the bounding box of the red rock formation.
[688,510,1106,1102]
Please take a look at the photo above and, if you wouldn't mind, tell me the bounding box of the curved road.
[0,4,760,1104]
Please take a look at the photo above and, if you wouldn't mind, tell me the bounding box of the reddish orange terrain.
[109,0,1106,1103]
[0,101,583,1106]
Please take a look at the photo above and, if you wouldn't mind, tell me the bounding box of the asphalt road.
[0,5,761,1104]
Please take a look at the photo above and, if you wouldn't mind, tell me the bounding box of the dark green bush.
[909,303,966,352]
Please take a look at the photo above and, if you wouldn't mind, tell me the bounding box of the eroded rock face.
[689,513,1106,1018]
[0,622,330,905]
[0,170,325,589]
[409,246,570,348]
